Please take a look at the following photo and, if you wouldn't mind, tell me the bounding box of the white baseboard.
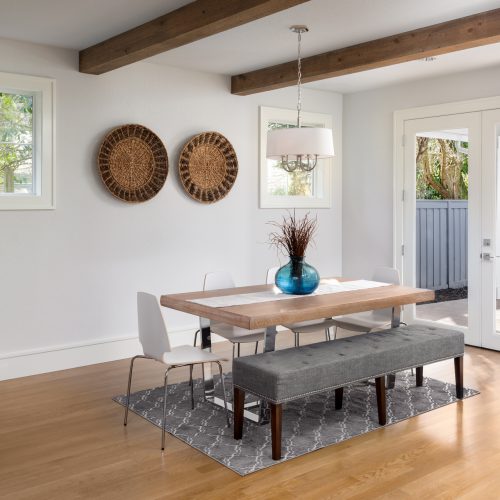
[0,325,226,381]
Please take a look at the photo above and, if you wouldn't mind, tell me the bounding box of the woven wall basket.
[178,131,238,204]
[98,124,168,203]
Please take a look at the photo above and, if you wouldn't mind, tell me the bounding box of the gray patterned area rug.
[113,372,478,476]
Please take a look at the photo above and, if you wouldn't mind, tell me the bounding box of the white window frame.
[259,106,333,208]
[0,72,55,210]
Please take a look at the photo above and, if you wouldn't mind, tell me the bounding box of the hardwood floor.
[1,331,498,500]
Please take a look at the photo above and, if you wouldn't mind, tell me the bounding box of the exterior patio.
[417,299,468,327]
[417,299,500,330]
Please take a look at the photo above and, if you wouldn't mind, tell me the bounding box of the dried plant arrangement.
[268,211,317,258]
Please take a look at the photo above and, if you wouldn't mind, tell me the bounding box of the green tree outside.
[416,137,468,200]
[0,92,33,193]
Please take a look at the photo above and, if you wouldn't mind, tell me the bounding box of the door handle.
[481,253,495,261]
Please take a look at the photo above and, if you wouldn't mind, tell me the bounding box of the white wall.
[0,38,342,379]
[343,64,500,279]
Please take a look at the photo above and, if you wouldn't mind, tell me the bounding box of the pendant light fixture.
[266,26,334,173]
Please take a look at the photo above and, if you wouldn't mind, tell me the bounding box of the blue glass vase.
[275,256,320,295]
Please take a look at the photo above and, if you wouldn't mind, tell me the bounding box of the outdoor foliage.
[416,137,468,200]
[0,92,33,193]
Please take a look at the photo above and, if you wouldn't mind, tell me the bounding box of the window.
[0,72,55,210]
[260,106,333,208]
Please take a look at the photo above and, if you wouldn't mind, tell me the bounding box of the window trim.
[0,72,55,210]
[259,106,333,209]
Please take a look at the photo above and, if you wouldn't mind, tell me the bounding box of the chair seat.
[211,323,265,344]
[283,318,339,334]
[330,312,391,333]
[162,345,228,366]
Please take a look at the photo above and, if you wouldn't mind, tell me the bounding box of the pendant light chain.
[297,30,302,128]
[267,25,333,173]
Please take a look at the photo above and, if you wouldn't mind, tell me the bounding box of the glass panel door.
[403,112,482,347]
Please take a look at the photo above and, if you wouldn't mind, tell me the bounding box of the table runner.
[188,280,390,308]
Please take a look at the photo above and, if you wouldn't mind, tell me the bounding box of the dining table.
[160,277,434,423]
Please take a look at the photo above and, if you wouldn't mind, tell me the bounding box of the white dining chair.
[329,267,402,335]
[124,292,230,451]
[266,266,338,347]
[329,267,411,382]
[194,271,266,358]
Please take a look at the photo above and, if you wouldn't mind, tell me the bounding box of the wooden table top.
[160,279,435,330]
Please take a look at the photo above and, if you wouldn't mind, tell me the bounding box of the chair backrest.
[203,271,235,291]
[266,266,280,285]
[371,267,401,321]
[373,266,400,285]
[137,292,171,360]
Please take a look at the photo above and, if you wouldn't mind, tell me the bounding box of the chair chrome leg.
[296,332,300,347]
[232,343,235,361]
[161,367,173,451]
[254,341,259,355]
[193,329,200,347]
[201,363,206,401]
[237,343,241,357]
[325,328,330,341]
[333,326,338,340]
[189,364,194,409]
[215,361,231,427]
[124,355,141,426]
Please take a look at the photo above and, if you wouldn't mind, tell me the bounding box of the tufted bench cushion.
[232,325,464,404]
[233,325,465,460]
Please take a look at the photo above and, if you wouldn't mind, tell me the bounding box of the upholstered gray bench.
[233,325,464,460]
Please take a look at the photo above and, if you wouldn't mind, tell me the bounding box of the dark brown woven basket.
[98,124,168,203]
[178,131,238,204]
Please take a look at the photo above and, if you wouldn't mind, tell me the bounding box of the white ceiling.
[0,0,193,49]
[2,0,500,94]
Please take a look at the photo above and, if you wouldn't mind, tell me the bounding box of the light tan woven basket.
[98,124,168,203]
[178,131,238,204]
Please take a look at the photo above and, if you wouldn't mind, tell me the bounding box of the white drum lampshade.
[266,127,335,160]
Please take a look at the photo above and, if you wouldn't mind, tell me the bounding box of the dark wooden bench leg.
[271,403,282,460]
[454,356,464,399]
[375,376,386,425]
[335,388,343,410]
[416,366,424,387]
[233,387,245,440]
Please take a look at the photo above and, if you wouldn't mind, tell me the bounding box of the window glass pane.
[260,106,332,209]
[414,131,469,328]
[267,159,314,196]
[267,120,319,197]
[0,92,33,195]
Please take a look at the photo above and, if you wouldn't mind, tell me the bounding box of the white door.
[402,112,482,347]
[480,109,500,350]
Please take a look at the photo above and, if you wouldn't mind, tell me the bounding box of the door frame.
[393,96,500,346]
[480,109,500,350]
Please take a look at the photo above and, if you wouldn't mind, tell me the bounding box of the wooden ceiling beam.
[231,8,500,95]
[79,0,310,75]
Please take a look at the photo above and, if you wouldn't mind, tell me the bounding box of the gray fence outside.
[416,200,468,290]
